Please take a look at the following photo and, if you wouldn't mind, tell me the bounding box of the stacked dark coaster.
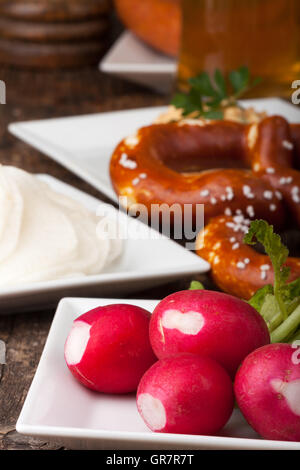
[0,0,112,68]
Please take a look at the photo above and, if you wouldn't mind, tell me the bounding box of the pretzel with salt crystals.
[110,115,300,298]
[196,214,300,300]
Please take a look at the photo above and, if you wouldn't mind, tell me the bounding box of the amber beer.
[178,0,300,97]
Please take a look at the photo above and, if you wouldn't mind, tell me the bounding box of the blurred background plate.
[100,31,177,93]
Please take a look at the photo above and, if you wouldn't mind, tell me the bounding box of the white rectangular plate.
[0,175,209,314]
[100,31,177,94]
[17,297,300,450]
[9,98,300,206]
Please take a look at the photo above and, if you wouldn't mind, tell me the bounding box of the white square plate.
[100,31,177,94]
[17,297,300,450]
[0,175,209,314]
[9,98,300,206]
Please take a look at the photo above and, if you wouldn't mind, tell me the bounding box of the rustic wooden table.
[0,43,211,450]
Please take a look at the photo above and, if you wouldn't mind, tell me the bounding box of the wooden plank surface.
[0,48,211,449]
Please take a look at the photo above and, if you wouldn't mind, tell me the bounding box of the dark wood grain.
[0,37,109,68]
[0,0,112,22]
[0,17,110,42]
[0,0,113,68]
[0,33,212,449]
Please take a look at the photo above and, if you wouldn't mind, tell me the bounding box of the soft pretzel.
[110,114,300,298]
[196,214,300,300]
[110,116,300,226]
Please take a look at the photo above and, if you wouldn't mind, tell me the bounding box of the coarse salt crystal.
[132,177,140,186]
[261,271,267,280]
[237,261,246,269]
[235,209,242,215]
[282,140,294,150]
[260,264,270,271]
[246,205,255,218]
[263,190,273,200]
[119,153,137,170]
[243,185,255,199]
[292,194,300,203]
[279,176,293,185]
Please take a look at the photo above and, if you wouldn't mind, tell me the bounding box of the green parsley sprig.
[172,66,261,120]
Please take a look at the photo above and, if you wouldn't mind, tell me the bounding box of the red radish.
[149,289,270,378]
[137,353,234,435]
[234,343,300,442]
[64,304,156,394]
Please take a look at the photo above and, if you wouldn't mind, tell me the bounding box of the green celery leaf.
[271,304,300,343]
[282,277,300,300]
[245,219,300,342]
[248,284,273,312]
[289,329,300,343]
[260,294,283,332]
[189,280,205,290]
[243,220,290,287]
[244,219,290,319]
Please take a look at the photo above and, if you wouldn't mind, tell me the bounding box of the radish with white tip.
[149,289,270,378]
[234,343,300,441]
[137,353,234,435]
[64,304,157,394]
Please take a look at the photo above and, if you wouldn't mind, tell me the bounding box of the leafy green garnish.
[244,220,300,343]
[244,220,290,319]
[171,66,261,120]
[248,284,273,312]
[189,280,205,290]
[271,305,300,343]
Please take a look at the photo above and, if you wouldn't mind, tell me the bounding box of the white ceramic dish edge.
[16,297,300,451]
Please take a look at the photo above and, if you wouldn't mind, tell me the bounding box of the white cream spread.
[0,166,122,286]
